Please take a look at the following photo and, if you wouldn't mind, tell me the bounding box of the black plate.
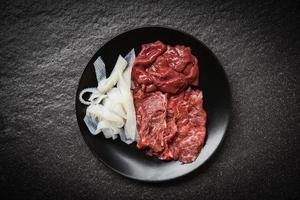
[75,26,231,182]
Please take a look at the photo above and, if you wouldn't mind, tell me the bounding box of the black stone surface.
[0,0,299,199]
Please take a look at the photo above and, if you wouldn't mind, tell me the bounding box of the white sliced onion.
[83,115,99,135]
[120,49,138,141]
[94,56,106,83]
[102,98,126,119]
[97,55,127,93]
[86,104,124,127]
[81,50,137,144]
[79,88,100,105]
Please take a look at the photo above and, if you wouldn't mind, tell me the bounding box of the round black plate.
[75,26,231,182]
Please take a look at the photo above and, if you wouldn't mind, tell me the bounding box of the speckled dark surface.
[0,0,299,199]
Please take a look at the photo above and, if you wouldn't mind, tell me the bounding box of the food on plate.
[79,41,206,164]
[158,88,206,163]
[132,41,206,163]
[132,41,199,94]
[79,50,138,144]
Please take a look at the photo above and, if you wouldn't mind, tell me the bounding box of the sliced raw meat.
[158,88,206,163]
[132,41,199,94]
[132,41,206,164]
[135,91,167,154]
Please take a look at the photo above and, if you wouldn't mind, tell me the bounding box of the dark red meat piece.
[135,91,167,153]
[158,88,206,163]
[132,41,199,94]
[132,41,207,164]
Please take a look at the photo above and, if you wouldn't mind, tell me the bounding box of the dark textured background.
[0,0,299,199]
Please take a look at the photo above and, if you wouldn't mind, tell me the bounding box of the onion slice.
[97,55,127,93]
[120,49,138,142]
[94,56,106,83]
[80,50,137,143]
